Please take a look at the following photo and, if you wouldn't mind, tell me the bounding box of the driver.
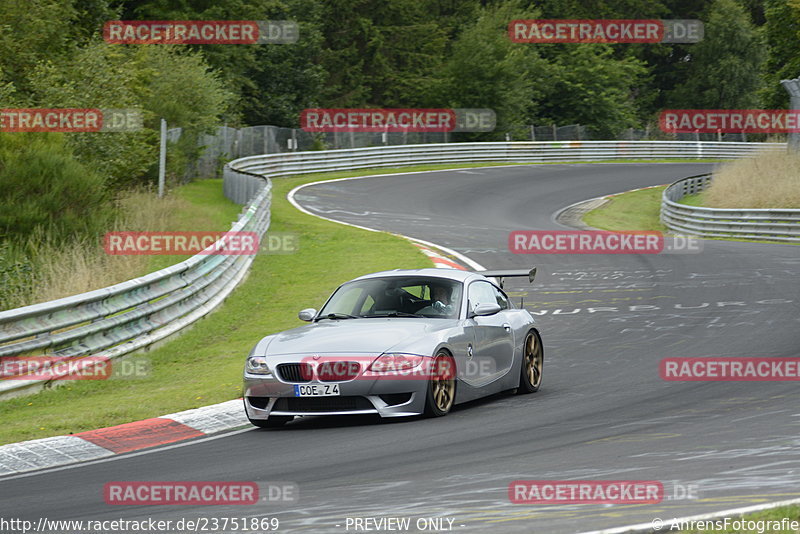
[431,285,451,310]
[427,283,459,317]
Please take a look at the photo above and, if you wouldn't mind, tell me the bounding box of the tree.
[535,45,647,137]
[239,0,327,126]
[668,0,763,109]
[762,0,800,108]
[318,0,449,108]
[438,1,546,139]
[28,42,233,187]
[119,0,324,125]
[0,0,118,99]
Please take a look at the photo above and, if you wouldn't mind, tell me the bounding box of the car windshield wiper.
[317,313,359,321]
[362,311,424,318]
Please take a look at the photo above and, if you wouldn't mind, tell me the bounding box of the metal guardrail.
[223,141,783,198]
[0,140,787,399]
[661,174,800,242]
[0,167,270,398]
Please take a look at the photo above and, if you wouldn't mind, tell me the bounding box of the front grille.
[273,396,374,412]
[276,363,313,383]
[317,361,361,382]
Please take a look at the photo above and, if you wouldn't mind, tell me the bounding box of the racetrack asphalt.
[2,163,799,533]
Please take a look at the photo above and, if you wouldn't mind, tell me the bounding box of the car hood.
[263,318,458,355]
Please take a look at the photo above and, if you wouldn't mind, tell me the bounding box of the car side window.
[468,281,498,310]
[493,286,510,310]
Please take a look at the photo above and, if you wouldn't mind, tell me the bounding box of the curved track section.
[2,163,799,533]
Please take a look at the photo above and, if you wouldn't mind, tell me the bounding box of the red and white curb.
[411,242,466,270]
[1,172,477,477]
[0,246,467,477]
[0,399,247,476]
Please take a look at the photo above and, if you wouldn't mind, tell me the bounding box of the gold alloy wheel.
[525,332,543,388]
[432,353,455,413]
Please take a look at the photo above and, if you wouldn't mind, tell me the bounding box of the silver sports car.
[243,267,543,427]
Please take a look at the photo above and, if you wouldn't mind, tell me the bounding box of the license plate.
[294,384,340,397]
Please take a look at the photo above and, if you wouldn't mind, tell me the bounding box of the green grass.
[582,186,668,231]
[679,191,706,207]
[147,179,243,272]
[0,173,430,445]
[583,184,799,246]
[677,505,800,533]
[0,160,742,444]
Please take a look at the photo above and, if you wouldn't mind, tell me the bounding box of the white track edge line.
[289,166,800,534]
[287,170,486,270]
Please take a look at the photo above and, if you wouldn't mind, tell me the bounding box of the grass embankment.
[0,160,725,444]
[584,151,800,232]
[0,186,234,309]
[703,151,800,209]
[33,184,241,304]
[0,174,431,445]
[582,186,668,232]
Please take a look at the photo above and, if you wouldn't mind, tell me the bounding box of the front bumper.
[243,359,431,419]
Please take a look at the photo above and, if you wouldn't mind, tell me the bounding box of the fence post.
[158,118,166,198]
[781,77,800,152]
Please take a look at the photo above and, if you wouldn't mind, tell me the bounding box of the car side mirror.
[298,308,317,322]
[470,303,502,318]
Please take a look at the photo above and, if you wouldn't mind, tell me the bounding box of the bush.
[0,132,112,243]
[28,42,233,188]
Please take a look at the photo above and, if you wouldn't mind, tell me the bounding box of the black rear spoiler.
[475,267,537,288]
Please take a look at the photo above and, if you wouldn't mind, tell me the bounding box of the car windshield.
[318,276,463,319]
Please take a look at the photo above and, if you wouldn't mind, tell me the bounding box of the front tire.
[424,351,456,417]
[518,330,543,394]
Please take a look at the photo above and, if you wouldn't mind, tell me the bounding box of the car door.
[465,281,515,385]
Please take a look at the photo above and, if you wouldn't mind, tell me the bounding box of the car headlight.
[368,354,424,372]
[245,356,272,375]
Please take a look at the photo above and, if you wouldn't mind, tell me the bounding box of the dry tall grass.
[25,189,189,305]
[706,150,800,208]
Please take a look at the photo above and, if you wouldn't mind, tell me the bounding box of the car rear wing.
[475,267,537,288]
